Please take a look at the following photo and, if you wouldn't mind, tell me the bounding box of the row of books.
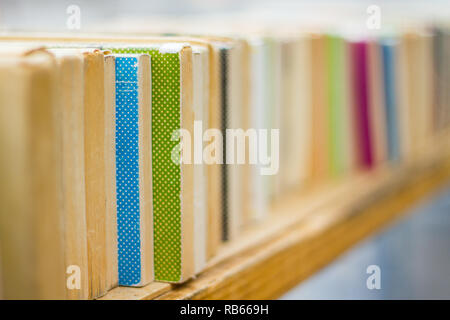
[0,23,449,299]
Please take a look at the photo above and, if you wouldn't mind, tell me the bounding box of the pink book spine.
[350,41,374,169]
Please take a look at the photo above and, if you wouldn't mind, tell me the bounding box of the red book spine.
[350,41,374,169]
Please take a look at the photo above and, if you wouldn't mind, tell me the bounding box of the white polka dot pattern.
[115,56,142,286]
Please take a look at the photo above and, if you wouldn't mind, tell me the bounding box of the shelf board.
[101,139,450,300]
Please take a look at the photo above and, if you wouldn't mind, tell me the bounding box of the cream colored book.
[192,45,209,274]
[293,35,312,189]
[103,54,118,290]
[412,32,434,157]
[0,49,65,299]
[396,33,413,162]
[397,32,434,162]
[279,35,311,191]
[247,37,271,223]
[240,39,253,229]
[269,38,283,199]
[201,40,222,259]
[47,49,89,300]
[81,49,113,297]
[227,39,245,239]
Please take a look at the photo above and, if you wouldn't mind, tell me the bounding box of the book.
[69,48,117,298]
[310,34,331,180]
[49,46,119,297]
[405,32,434,160]
[326,34,353,177]
[140,37,222,260]
[268,38,283,199]
[380,38,401,163]
[0,49,65,299]
[397,31,434,162]
[48,49,89,299]
[240,39,253,229]
[200,40,222,260]
[247,36,272,222]
[104,54,119,291]
[217,40,244,241]
[349,40,374,170]
[432,26,450,132]
[227,39,245,240]
[279,35,311,190]
[110,53,153,286]
[192,45,209,273]
[367,40,388,166]
[157,37,221,261]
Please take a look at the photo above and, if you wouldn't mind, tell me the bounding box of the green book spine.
[326,35,347,177]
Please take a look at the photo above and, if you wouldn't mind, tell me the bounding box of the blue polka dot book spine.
[112,53,154,287]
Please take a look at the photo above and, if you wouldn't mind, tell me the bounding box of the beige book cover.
[192,45,209,274]
[397,32,434,162]
[82,49,111,297]
[0,49,65,299]
[279,35,311,191]
[48,49,89,300]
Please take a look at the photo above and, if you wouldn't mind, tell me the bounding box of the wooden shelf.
[101,139,450,300]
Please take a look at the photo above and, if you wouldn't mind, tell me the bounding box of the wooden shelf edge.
[101,146,450,300]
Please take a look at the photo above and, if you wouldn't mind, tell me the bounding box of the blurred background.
[0,0,449,32]
[282,186,450,299]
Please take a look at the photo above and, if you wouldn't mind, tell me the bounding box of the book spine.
[381,40,401,164]
[83,52,108,298]
[115,56,143,286]
[150,50,185,282]
[350,41,374,170]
